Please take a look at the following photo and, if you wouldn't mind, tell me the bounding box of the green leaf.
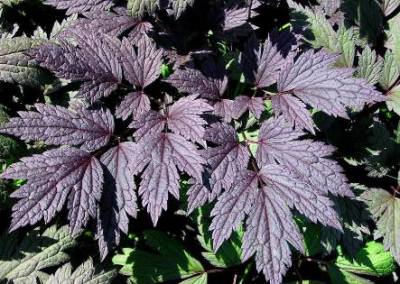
[0,37,52,86]
[386,85,400,116]
[361,188,400,264]
[0,225,77,284]
[335,241,395,276]
[172,0,194,19]
[0,0,26,7]
[287,0,337,50]
[328,264,374,284]
[194,206,242,268]
[287,0,356,67]
[335,26,356,68]
[382,0,400,16]
[160,64,172,79]
[388,13,400,67]
[127,0,159,19]
[379,51,400,90]
[113,230,205,284]
[44,258,116,284]
[179,273,207,284]
[357,47,383,85]
[320,195,370,256]
[296,218,323,257]
[0,105,22,161]
[50,14,79,39]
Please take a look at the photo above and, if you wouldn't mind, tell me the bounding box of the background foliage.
[0,0,399,283]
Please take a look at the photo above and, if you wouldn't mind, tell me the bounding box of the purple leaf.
[223,0,259,39]
[203,123,250,194]
[130,110,166,140]
[60,9,137,38]
[167,60,227,99]
[187,123,250,212]
[200,58,229,96]
[165,95,213,144]
[241,188,303,284]
[130,132,206,224]
[213,99,235,122]
[126,21,154,42]
[271,94,315,133]
[241,36,286,88]
[131,95,212,144]
[210,170,258,250]
[97,142,137,259]
[259,164,342,230]
[120,37,163,88]
[167,68,221,98]
[277,50,386,119]
[256,116,353,197]
[45,0,113,15]
[116,92,151,121]
[318,0,342,16]
[211,164,340,284]
[186,174,212,214]
[31,33,122,104]
[0,104,114,152]
[232,95,264,119]
[224,7,250,31]
[1,147,103,235]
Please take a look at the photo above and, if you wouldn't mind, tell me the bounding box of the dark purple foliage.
[1,147,103,235]
[97,142,137,259]
[120,37,163,89]
[60,9,138,38]
[241,35,287,88]
[128,95,211,224]
[167,66,227,100]
[45,0,113,15]
[276,50,385,126]
[187,115,355,283]
[0,2,388,283]
[30,32,123,104]
[0,104,114,152]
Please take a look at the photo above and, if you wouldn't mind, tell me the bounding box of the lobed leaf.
[31,32,122,104]
[361,188,400,264]
[0,104,114,152]
[1,147,103,234]
[45,0,113,15]
[97,142,137,260]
